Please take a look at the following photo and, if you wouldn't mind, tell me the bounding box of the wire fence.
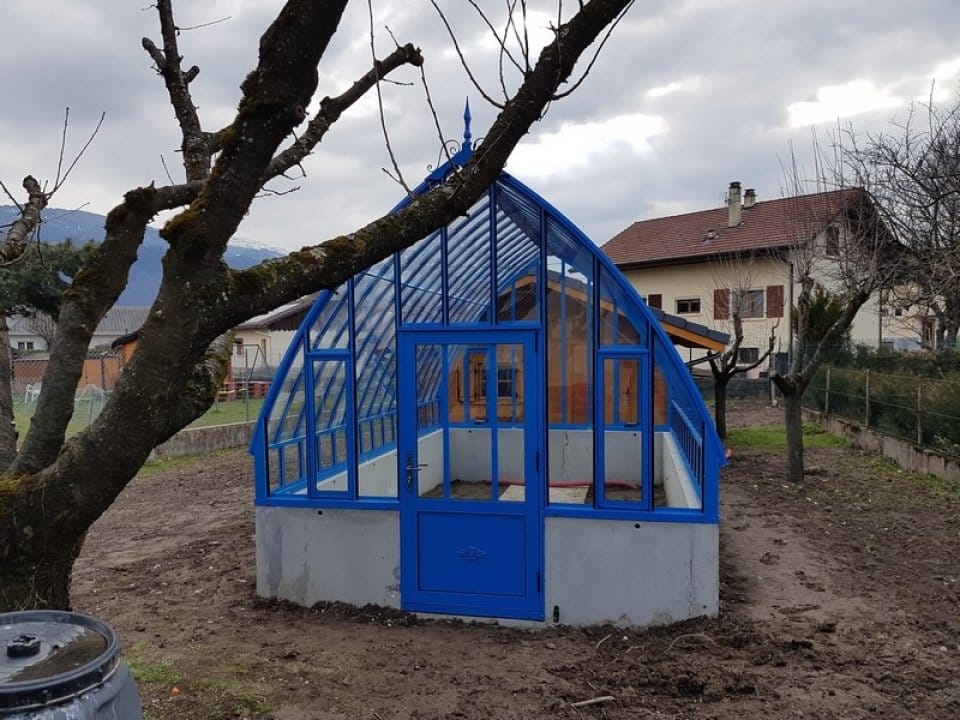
[803,365,960,459]
[11,342,275,439]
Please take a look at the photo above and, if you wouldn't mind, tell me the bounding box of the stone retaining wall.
[804,409,960,483]
[150,421,254,460]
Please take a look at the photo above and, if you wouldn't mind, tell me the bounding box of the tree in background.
[771,176,902,484]
[0,240,96,464]
[791,282,852,359]
[837,90,960,347]
[0,0,634,611]
[708,251,781,439]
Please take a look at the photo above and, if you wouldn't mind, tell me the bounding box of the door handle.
[405,451,428,489]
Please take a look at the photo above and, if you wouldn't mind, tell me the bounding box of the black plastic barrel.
[0,611,143,718]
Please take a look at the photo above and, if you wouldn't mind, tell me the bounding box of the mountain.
[0,206,283,306]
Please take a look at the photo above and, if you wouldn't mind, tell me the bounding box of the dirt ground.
[71,402,960,719]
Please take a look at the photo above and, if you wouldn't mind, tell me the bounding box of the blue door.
[398,330,543,620]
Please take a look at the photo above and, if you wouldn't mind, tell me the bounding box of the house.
[232,293,318,377]
[7,307,150,352]
[603,182,921,374]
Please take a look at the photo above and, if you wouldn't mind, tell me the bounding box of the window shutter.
[647,293,662,309]
[713,289,730,319]
[766,285,784,318]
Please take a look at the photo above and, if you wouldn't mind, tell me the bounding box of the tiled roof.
[235,293,318,330]
[8,307,149,338]
[92,307,150,336]
[603,188,864,267]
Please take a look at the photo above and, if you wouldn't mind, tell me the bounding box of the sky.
[1,0,959,254]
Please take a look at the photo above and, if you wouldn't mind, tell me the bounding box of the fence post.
[864,369,870,428]
[825,367,831,415]
[916,378,923,445]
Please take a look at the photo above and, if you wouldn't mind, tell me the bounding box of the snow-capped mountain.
[0,206,283,306]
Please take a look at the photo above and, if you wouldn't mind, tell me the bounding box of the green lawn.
[13,397,265,439]
[726,423,845,449]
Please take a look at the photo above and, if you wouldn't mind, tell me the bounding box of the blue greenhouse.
[251,112,726,626]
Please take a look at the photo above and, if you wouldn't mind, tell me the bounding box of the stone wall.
[150,421,254,461]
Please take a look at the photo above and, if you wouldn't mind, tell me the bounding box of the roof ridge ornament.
[462,97,472,151]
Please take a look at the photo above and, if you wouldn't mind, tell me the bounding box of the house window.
[675,297,701,314]
[825,226,840,257]
[476,366,519,399]
[17,341,35,351]
[894,307,903,317]
[738,347,760,365]
[734,290,764,318]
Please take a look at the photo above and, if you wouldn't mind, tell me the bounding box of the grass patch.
[135,448,240,478]
[192,676,275,718]
[727,423,844,450]
[124,643,184,686]
[187,398,264,428]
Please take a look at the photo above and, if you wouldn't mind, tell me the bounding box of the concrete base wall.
[256,508,718,627]
[256,506,400,608]
[150,421,253,461]
[545,517,718,626]
[805,410,960,482]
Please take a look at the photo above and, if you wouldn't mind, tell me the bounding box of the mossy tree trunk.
[0,0,634,611]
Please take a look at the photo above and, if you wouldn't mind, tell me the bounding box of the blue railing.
[670,400,704,494]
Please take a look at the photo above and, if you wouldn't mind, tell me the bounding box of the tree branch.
[142,0,208,182]
[222,0,634,325]
[0,177,47,267]
[264,42,423,181]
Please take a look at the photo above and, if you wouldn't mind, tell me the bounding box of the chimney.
[743,188,756,209]
[727,181,742,227]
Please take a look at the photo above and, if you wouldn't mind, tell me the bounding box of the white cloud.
[506,113,666,178]
[926,57,960,102]
[647,77,700,98]
[787,80,903,128]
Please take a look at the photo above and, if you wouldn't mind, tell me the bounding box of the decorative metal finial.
[462,98,472,150]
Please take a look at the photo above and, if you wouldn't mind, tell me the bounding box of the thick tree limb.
[220,0,634,327]
[10,182,199,475]
[0,177,46,267]
[0,314,16,471]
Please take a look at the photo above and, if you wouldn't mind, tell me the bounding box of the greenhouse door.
[398,330,543,621]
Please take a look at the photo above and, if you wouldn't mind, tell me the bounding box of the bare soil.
[72,402,960,719]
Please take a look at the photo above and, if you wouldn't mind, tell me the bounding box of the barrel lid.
[0,611,119,712]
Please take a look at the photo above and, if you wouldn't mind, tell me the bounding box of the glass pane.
[546,236,593,505]
[447,345,494,500]
[654,335,704,510]
[266,339,306,494]
[400,231,442,325]
[312,360,348,493]
[495,183,540,324]
[355,260,399,498]
[447,197,493,324]
[495,344,525,502]
[599,268,644,347]
[602,357,643,504]
[308,288,349,350]
[413,345,448,499]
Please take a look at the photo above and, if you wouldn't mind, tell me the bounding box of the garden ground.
[71,402,960,719]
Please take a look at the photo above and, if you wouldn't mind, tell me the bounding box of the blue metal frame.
[250,111,727,624]
[398,328,543,621]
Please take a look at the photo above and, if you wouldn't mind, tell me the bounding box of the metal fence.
[804,365,960,459]
[11,343,276,437]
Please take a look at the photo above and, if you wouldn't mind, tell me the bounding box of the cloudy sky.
[1,0,959,253]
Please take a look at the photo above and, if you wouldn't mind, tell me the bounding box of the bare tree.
[834,91,960,347]
[771,158,901,483]
[0,0,634,611]
[708,251,781,439]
